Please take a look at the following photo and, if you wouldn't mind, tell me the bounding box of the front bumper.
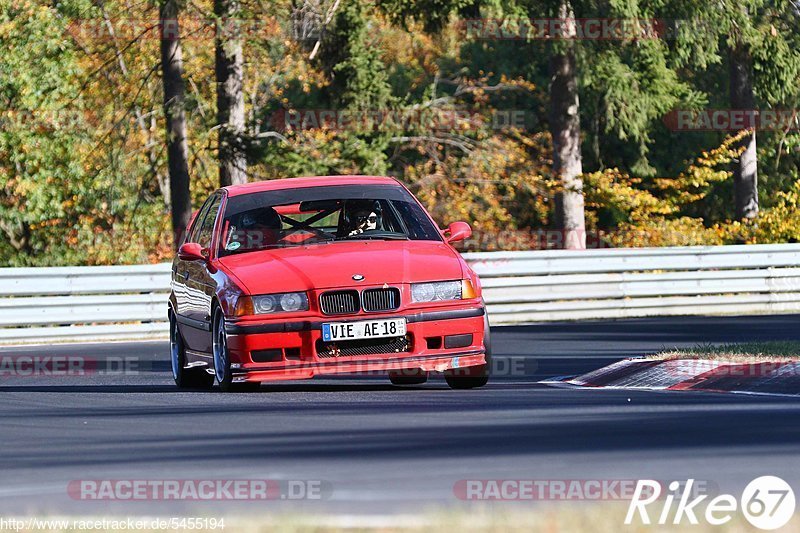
[224,306,487,382]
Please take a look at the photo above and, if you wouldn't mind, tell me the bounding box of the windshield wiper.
[339,233,409,241]
[226,237,337,254]
[224,243,286,255]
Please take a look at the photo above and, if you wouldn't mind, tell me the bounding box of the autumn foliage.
[2,1,800,265]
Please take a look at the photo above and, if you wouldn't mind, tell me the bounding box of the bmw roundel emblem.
[352,274,365,281]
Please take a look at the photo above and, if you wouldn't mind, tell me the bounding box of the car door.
[181,194,222,353]
[173,197,211,327]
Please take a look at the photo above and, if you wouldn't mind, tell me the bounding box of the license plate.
[322,318,406,342]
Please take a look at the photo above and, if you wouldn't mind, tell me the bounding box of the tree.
[548,1,585,249]
[159,0,193,248]
[380,0,695,248]
[506,0,694,247]
[215,0,247,186]
[725,1,800,220]
[320,0,393,112]
[0,1,90,264]
[729,42,758,219]
[662,0,800,220]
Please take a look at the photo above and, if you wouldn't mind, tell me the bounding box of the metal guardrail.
[0,264,172,344]
[466,243,800,322]
[1,243,799,344]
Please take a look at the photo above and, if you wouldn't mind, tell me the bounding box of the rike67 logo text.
[626,476,795,530]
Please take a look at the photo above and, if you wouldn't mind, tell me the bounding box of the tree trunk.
[215,0,247,186]
[159,0,192,249]
[729,44,758,220]
[548,2,585,249]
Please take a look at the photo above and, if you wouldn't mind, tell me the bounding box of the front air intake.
[362,287,401,312]
[319,290,360,315]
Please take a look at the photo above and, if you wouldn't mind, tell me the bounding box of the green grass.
[649,341,800,362]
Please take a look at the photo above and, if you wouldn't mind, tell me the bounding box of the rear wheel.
[388,369,428,386]
[212,310,260,392]
[170,313,213,390]
[444,313,491,390]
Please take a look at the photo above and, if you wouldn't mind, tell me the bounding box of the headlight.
[279,292,306,312]
[411,281,462,303]
[237,292,309,315]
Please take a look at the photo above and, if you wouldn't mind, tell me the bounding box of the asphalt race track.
[1,315,800,517]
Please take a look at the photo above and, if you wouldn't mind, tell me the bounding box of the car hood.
[218,240,464,293]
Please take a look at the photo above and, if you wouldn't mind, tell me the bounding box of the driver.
[347,201,381,236]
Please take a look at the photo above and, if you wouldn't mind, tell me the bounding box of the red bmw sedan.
[168,176,490,391]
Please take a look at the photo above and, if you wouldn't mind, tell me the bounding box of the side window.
[188,196,214,244]
[183,213,198,245]
[196,196,222,249]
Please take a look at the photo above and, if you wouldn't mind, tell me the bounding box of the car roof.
[223,175,402,197]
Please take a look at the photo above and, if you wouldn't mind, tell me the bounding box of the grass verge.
[648,341,800,362]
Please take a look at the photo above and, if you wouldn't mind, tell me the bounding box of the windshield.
[219,184,442,256]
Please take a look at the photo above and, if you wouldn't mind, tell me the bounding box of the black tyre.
[170,313,214,390]
[444,313,491,390]
[212,310,260,392]
[388,369,428,385]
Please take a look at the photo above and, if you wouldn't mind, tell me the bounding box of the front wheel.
[170,314,213,390]
[212,311,259,392]
[444,313,491,390]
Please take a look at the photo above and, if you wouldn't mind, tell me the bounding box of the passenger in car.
[230,207,282,250]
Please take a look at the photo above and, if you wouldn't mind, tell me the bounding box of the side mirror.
[444,221,472,243]
[178,242,208,262]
